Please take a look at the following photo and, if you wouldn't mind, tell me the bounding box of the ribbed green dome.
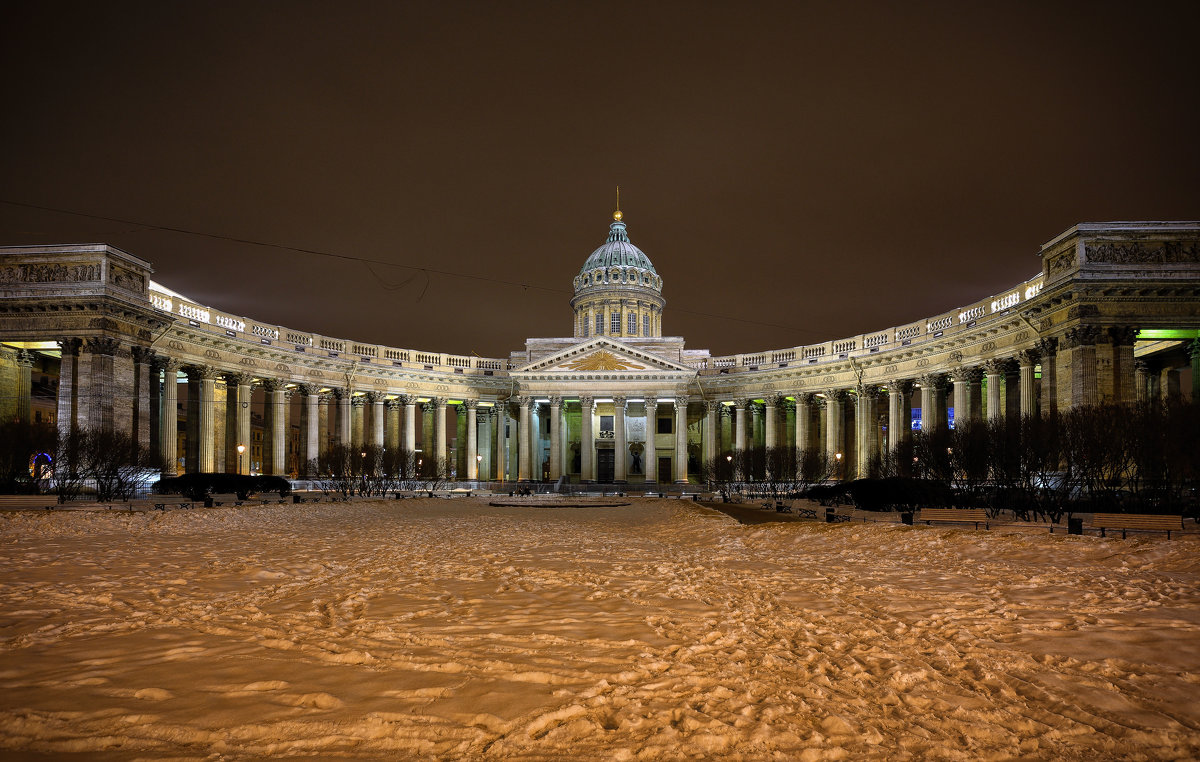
[578,221,658,275]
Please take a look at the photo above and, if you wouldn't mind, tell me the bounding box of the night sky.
[2,2,1198,359]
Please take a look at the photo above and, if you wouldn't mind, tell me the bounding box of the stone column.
[644,397,658,484]
[1002,360,1020,420]
[824,390,846,477]
[984,360,1005,422]
[547,396,562,480]
[157,357,180,475]
[750,402,764,449]
[385,399,400,453]
[734,398,748,453]
[950,366,979,426]
[336,388,352,446]
[918,375,936,432]
[433,397,448,477]
[1106,326,1138,404]
[887,381,913,451]
[364,392,383,448]
[351,396,365,448]
[1133,360,1150,404]
[130,347,153,448]
[516,396,532,481]
[455,404,467,477]
[495,402,508,481]
[465,400,479,481]
[477,406,492,480]
[10,349,32,425]
[224,373,253,474]
[421,401,435,466]
[187,365,218,474]
[674,395,688,483]
[56,339,82,438]
[1036,338,1058,416]
[764,394,779,450]
[262,379,288,476]
[856,387,882,477]
[579,396,594,482]
[1017,350,1039,417]
[299,384,320,476]
[1062,326,1100,408]
[82,337,120,432]
[399,395,417,456]
[613,396,627,483]
[703,400,719,467]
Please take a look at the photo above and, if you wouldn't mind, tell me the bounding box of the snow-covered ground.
[1,499,1198,760]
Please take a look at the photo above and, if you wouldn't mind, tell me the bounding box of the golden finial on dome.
[613,185,622,221]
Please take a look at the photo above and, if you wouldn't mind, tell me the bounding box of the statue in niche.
[629,442,643,475]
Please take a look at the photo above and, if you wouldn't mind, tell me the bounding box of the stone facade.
[2,221,1199,482]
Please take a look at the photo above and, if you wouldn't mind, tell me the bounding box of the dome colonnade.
[1,220,1198,484]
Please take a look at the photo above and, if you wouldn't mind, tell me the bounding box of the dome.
[578,220,658,277]
[572,218,662,296]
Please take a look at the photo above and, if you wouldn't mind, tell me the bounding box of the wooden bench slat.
[918,508,989,529]
[1090,513,1182,539]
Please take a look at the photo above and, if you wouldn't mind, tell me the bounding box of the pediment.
[513,338,694,375]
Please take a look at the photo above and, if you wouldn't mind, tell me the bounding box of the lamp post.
[835,451,843,481]
[237,444,245,475]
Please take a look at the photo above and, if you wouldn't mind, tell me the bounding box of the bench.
[774,501,793,513]
[795,507,818,519]
[1091,513,1183,539]
[919,508,989,529]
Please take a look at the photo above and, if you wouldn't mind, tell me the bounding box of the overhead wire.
[0,198,822,337]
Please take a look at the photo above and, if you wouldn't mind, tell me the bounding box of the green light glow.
[1137,329,1200,340]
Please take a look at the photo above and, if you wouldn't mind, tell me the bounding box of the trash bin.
[203,497,214,508]
[900,511,914,525]
[293,494,302,504]
[1068,517,1083,535]
[826,507,837,523]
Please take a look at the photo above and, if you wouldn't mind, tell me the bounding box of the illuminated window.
[628,313,637,334]
[611,312,621,334]
[595,313,604,335]
[643,314,650,336]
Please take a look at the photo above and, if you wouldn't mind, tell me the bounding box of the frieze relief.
[0,262,102,284]
[1047,251,1075,274]
[167,340,184,350]
[204,349,221,360]
[109,265,146,292]
[239,357,258,367]
[1086,241,1200,265]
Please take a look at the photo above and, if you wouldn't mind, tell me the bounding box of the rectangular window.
[657,417,672,434]
[582,318,589,338]
[595,313,604,335]
[600,415,614,432]
[628,313,637,334]
[643,314,650,336]
[611,312,621,334]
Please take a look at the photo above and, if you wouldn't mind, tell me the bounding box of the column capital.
[578,395,594,409]
[796,391,817,405]
[14,348,34,367]
[643,395,658,408]
[421,400,437,413]
[983,358,1013,376]
[130,345,155,365]
[225,371,255,387]
[365,391,385,403]
[887,379,914,396]
[781,397,796,413]
[1190,339,1200,360]
[734,397,750,409]
[824,388,849,403]
[397,394,416,406]
[57,337,83,356]
[463,398,479,410]
[513,395,532,409]
[1017,348,1041,367]
[430,396,447,408]
[350,394,366,407]
[612,395,627,408]
[84,337,121,356]
[186,364,221,381]
[297,383,320,396]
[765,393,784,408]
[917,373,950,390]
[674,395,689,409]
[861,385,886,401]
[547,396,563,407]
[262,377,289,392]
[1035,337,1059,357]
[950,365,982,382]
[1133,359,1150,375]
[1062,325,1101,349]
[1109,325,1139,346]
[705,399,721,413]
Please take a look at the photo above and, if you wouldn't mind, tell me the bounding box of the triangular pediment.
[513,337,694,375]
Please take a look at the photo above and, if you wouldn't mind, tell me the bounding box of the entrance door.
[597,449,615,483]
[658,456,672,483]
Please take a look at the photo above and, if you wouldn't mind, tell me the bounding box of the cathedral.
[1,214,1198,484]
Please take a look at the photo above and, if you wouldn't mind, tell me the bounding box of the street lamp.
[237,444,245,474]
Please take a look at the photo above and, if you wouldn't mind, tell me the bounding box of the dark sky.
[2,2,1198,359]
